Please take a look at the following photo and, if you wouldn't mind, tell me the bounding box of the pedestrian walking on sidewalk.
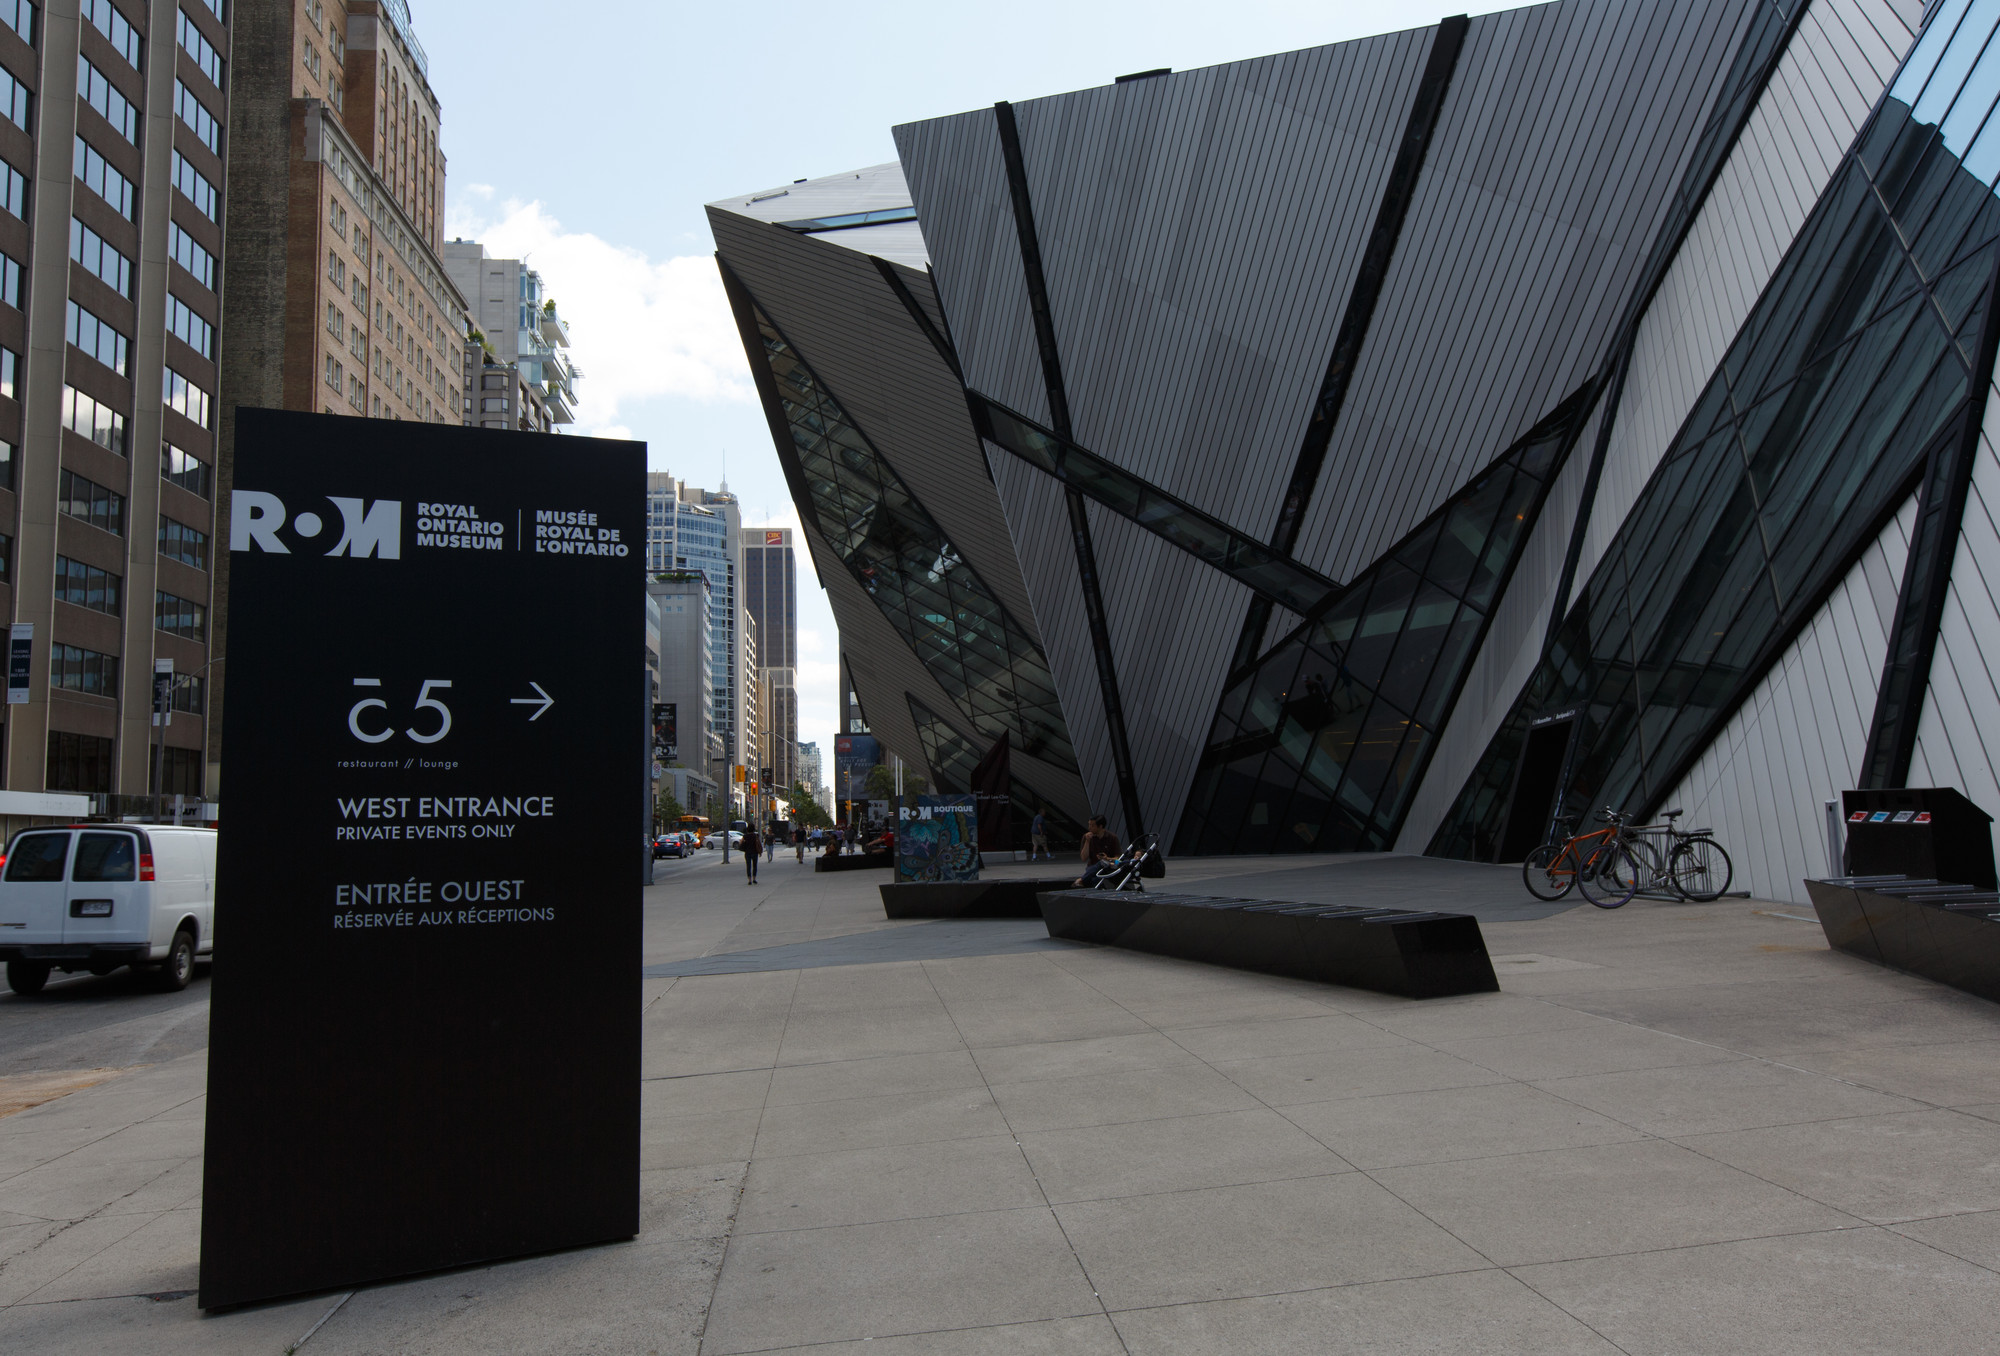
[1030,809,1050,860]
[794,827,805,864]
[743,826,761,883]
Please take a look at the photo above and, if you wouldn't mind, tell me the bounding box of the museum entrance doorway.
[1495,714,1575,863]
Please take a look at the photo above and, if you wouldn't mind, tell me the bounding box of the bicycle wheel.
[1577,841,1640,908]
[1669,837,1734,901]
[1522,843,1575,901]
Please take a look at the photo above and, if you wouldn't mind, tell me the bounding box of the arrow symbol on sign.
[510,682,554,721]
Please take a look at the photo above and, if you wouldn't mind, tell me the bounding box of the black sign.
[6,623,30,705]
[653,701,676,762]
[199,410,644,1309]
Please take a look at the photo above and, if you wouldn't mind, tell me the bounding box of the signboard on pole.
[151,658,174,727]
[652,702,676,762]
[6,622,30,704]
[199,409,644,1309]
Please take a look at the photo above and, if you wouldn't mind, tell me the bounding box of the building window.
[58,468,124,535]
[0,60,28,130]
[328,197,346,234]
[0,158,24,219]
[347,374,363,409]
[168,222,214,290]
[50,643,118,696]
[177,10,223,89]
[327,250,344,287]
[161,443,210,498]
[65,299,129,376]
[0,440,12,491]
[158,515,207,570]
[54,554,121,614]
[0,346,14,399]
[162,367,210,428]
[170,674,204,715]
[74,137,133,219]
[324,354,341,391]
[150,744,202,795]
[61,385,125,452]
[77,55,135,143]
[155,590,204,640]
[72,219,131,295]
[48,732,115,793]
[481,396,508,413]
[325,300,341,339]
[0,529,10,579]
[170,151,217,221]
[174,80,220,155]
[84,0,140,70]
[0,1,33,48]
[167,293,212,357]
[481,373,506,390]
[302,39,320,82]
[0,251,17,307]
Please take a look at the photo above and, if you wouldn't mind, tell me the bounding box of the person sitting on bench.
[1075,816,1121,887]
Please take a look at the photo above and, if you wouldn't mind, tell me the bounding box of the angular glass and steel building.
[710,0,2000,903]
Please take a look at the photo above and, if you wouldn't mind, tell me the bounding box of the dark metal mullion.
[1230,14,1471,671]
[1861,242,2000,787]
[971,390,1341,612]
[993,99,1146,839]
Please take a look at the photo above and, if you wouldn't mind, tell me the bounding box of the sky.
[420,0,1512,781]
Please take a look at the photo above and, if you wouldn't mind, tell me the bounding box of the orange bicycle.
[1522,809,1631,905]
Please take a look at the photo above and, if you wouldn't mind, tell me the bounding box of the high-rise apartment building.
[740,526,796,790]
[798,740,822,798]
[645,470,746,777]
[648,568,721,815]
[0,0,231,817]
[441,241,577,431]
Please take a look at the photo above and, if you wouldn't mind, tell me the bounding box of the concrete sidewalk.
[6,850,2000,1351]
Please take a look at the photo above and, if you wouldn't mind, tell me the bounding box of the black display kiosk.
[1841,787,1997,889]
[198,411,643,1309]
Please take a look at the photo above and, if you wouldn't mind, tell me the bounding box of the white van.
[0,825,216,996]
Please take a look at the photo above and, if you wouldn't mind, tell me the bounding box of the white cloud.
[444,195,755,435]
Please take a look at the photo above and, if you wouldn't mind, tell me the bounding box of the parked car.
[703,830,743,850]
[653,834,685,859]
[0,824,218,996]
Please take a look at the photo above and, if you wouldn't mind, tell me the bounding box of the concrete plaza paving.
[4,848,2000,1351]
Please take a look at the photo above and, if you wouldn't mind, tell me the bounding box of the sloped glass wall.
[1174,385,1599,855]
[746,302,1078,772]
[908,697,1085,850]
[1433,0,2000,859]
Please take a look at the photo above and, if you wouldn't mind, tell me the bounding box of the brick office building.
[213,0,468,796]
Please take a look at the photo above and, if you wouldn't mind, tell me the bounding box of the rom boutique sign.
[199,409,644,1309]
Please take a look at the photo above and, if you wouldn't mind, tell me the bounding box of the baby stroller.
[1085,833,1161,892]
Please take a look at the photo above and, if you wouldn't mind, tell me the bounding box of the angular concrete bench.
[880,878,1081,919]
[1036,890,1499,999]
[1804,875,2000,1003]
[815,852,893,873]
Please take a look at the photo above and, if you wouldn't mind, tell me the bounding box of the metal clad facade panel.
[1908,385,2000,855]
[1661,494,1918,902]
[1083,503,1255,836]
[1297,0,1757,586]
[981,31,1431,537]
